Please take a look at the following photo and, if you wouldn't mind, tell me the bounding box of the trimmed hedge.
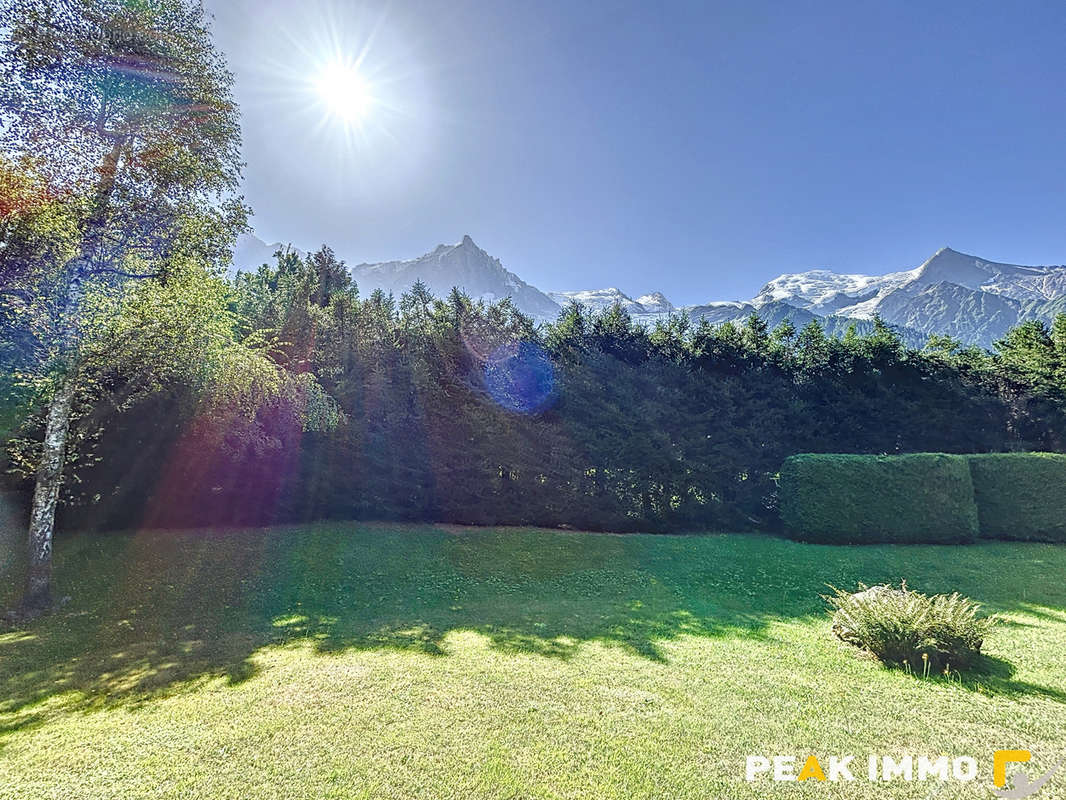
[779,453,978,544]
[967,453,1066,542]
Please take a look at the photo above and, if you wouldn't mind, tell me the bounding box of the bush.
[826,583,996,672]
[778,453,978,544]
[967,453,1066,542]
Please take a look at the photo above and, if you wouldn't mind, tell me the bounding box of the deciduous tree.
[1,0,249,614]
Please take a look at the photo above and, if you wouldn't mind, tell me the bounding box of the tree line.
[8,243,1066,538]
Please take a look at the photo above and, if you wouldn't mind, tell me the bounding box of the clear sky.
[205,0,1066,305]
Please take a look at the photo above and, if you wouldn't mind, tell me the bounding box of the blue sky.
[205,0,1066,305]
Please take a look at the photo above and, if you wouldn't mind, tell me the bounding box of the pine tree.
[308,246,351,308]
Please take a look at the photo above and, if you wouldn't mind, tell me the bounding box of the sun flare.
[314,61,374,122]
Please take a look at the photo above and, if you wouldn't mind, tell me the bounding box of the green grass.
[2,522,1065,799]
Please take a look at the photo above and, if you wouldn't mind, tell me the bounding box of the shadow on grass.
[1,525,1065,737]
[875,653,1066,706]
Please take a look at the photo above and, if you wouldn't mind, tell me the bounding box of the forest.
[6,235,1066,535]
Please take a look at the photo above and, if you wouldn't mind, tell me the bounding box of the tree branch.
[86,267,163,280]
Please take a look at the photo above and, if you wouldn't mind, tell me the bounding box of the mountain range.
[233,234,1066,348]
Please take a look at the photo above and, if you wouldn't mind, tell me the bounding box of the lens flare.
[484,342,556,414]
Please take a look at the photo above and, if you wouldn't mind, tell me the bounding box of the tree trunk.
[18,140,122,615]
[22,376,77,614]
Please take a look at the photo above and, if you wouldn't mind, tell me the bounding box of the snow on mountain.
[232,233,1065,348]
[908,247,1066,303]
[748,247,1066,346]
[351,235,561,320]
[754,266,921,318]
[542,246,1066,342]
[686,300,759,325]
[756,248,1066,318]
[549,288,642,314]
[549,287,675,317]
[635,292,674,314]
[874,281,1025,345]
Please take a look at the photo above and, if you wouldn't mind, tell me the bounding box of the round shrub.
[826,583,996,672]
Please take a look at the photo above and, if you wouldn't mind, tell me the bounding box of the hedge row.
[779,452,1066,544]
[968,453,1066,542]
[778,453,978,544]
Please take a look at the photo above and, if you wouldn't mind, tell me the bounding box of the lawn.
[1,521,1065,799]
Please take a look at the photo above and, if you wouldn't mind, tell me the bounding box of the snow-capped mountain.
[548,287,674,317]
[635,292,674,314]
[755,248,1066,315]
[754,266,920,318]
[750,248,1066,346]
[351,235,561,320]
[232,234,1066,348]
[233,234,561,320]
[680,299,920,344]
[551,247,1066,347]
[549,288,642,314]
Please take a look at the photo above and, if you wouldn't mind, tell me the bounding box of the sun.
[314,61,374,122]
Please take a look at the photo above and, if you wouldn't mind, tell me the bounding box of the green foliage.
[4,3,1066,544]
[3,266,293,494]
[779,453,979,544]
[827,583,997,671]
[0,0,251,375]
[0,159,82,436]
[1,0,245,202]
[13,242,1066,532]
[967,453,1066,542]
[0,2,326,525]
[45,256,1066,531]
[10,200,1066,531]
[0,157,81,293]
